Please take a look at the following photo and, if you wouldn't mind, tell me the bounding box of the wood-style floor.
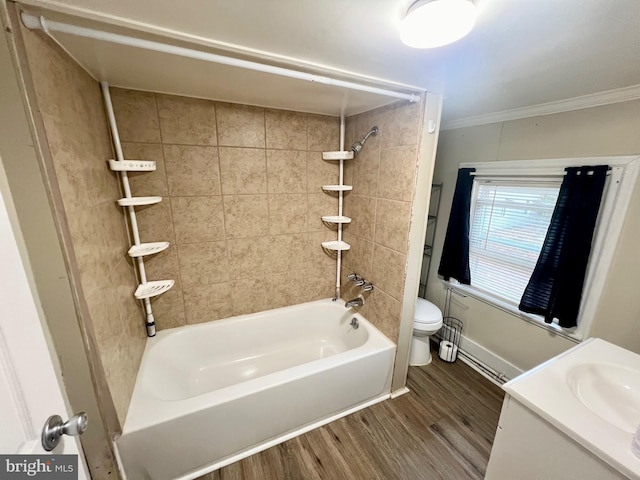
[202,354,505,480]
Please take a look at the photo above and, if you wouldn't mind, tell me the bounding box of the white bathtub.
[117,299,396,480]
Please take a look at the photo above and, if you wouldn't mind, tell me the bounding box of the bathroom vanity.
[486,338,640,480]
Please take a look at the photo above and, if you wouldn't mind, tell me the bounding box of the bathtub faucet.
[345,295,364,309]
[362,282,374,293]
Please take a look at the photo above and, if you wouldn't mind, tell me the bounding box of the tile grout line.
[210,102,236,317]
[155,92,188,326]
[209,103,240,316]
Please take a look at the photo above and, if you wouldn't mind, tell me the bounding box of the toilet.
[409,298,443,366]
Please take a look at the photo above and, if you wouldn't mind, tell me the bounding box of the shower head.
[351,126,378,155]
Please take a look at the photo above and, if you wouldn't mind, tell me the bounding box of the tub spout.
[345,295,364,309]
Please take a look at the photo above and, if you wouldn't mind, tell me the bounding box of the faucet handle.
[362,282,374,292]
[354,278,366,286]
[347,273,360,282]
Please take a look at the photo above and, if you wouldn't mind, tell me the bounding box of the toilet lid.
[415,298,443,324]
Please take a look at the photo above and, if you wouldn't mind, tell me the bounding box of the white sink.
[502,338,640,479]
[567,363,640,433]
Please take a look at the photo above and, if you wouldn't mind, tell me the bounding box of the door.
[0,165,89,478]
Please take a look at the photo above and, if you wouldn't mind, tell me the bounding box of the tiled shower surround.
[20,18,424,428]
[111,89,425,341]
[19,29,144,426]
[110,89,342,329]
[342,101,424,343]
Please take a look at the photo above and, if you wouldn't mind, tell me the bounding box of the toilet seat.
[414,298,443,331]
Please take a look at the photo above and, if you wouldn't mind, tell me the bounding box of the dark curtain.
[519,165,609,328]
[438,168,475,284]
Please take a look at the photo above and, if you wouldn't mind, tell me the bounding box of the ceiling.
[16,0,640,122]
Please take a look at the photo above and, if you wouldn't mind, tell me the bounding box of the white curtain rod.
[21,12,422,104]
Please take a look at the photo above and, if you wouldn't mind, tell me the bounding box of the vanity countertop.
[503,338,640,479]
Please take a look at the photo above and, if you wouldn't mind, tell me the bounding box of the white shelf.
[321,241,351,251]
[109,159,156,171]
[117,196,162,207]
[322,185,353,192]
[128,242,170,258]
[134,280,175,299]
[322,151,354,161]
[322,215,352,224]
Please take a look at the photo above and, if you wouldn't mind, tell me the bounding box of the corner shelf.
[128,242,170,258]
[322,215,352,224]
[322,185,353,192]
[322,240,351,251]
[109,159,156,171]
[103,83,173,337]
[322,151,354,161]
[321,146,354,297]
[134,280,175,300]
[117,196,162,207]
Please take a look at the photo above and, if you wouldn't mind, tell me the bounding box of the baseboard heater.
[457,349,508,386]
[433,334,508,386]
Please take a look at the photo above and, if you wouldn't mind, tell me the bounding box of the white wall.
[427,99,640,373]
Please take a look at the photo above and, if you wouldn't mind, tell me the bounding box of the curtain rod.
[21,12,422,104]
[469,170,612,177]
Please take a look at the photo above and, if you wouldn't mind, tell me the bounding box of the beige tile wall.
[20,30,145,426]
[342,101,424,342]
[111,90,341,328]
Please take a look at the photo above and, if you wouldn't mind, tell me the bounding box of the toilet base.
[409,335,433,366]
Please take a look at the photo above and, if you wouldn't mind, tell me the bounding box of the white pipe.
[338,118,345,221]
[100,81,155,336]
[335,115,346,300]
[21,12,421,104]
[101,82,142,246]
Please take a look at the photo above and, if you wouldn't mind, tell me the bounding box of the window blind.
[469,180,560,305]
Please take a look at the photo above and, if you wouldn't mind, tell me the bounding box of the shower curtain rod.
[21,12,422,104]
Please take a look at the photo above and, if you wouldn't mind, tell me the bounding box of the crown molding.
[441,84,640,131]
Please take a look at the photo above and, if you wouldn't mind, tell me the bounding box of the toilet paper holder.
[437,287,463,363]
[438,316,463,363]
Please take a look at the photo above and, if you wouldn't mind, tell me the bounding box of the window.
[468,179,561,306]
[442,157,637,340]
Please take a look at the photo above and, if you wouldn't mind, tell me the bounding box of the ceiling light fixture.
[400,0,477,49]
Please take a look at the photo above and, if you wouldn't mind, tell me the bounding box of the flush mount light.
[400,0,477,48]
